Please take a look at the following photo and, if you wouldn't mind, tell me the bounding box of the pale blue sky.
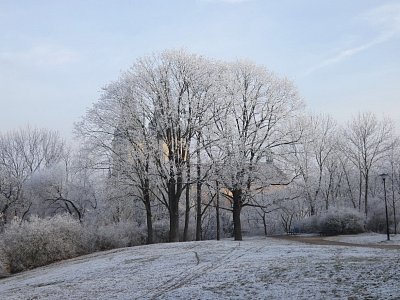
[0,0,399,138]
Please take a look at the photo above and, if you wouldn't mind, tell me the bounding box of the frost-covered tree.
[77,50,308,241]
[27,149,97,221]
[205,61,304,240]
[0,127,64,227]
[77,50,217,242]
[290,114,338,215]
[76,73,159,243]
[341,112,395,216]
[129,50,218,242]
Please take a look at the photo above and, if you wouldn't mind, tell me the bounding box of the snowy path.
[274,235,400,250]
[0,237,399,299]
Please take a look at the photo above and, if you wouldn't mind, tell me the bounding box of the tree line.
[0,50,398,243]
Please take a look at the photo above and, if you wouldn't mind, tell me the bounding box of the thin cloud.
[364,2,400,35]
[0,45,80,67]
[304,3,400,76]
[304,36,387,76]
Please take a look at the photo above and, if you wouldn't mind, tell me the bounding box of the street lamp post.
[380,173,390,241]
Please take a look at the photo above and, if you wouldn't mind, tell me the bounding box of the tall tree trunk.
[342,164,356,208]
[216,181,220,241]
[309,196,315,216]
[183,153,191,241]
[168,177,180,243]
[364,171,369,216]
[262,213,267,236]
[144,181,153,244]
[358,171,362,212]
[143,156,153,244]
[232,189,243,241]
[196,134,202,241]
[169,202,180,242]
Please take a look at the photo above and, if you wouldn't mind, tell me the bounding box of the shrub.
[90,222,146,250]
[319,208,365,235]
[0,213,165,273]
[295,208,365,235]
[0,215,152,273]
[0,215,88,273]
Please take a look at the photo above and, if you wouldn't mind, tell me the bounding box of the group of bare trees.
[0,128,64,225]
[74,50,400,241]
[0,127,97,230]
[285,112,398,233]
[1,50,398,243]
[76,50,304,242]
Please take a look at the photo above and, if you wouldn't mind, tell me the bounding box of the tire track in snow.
[140,243,241,299]
[141,242,268,299]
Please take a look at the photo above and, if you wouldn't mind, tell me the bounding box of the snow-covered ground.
[0,236,399,299]
[325,233,400,246]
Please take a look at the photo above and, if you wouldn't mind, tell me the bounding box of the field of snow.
[0,236,399,299]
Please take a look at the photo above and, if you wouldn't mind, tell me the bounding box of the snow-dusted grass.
[325,233,400,245]
[0,236,399,299]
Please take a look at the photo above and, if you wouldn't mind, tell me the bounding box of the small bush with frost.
[318,208,365,235]
[0,215,88,273]
[295,208,365,235]
[90,222,146,250]
[0,214,169,273]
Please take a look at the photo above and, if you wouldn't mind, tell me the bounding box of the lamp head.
[379,173,389,181]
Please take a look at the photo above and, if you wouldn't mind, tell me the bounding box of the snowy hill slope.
[0,237,399,299]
